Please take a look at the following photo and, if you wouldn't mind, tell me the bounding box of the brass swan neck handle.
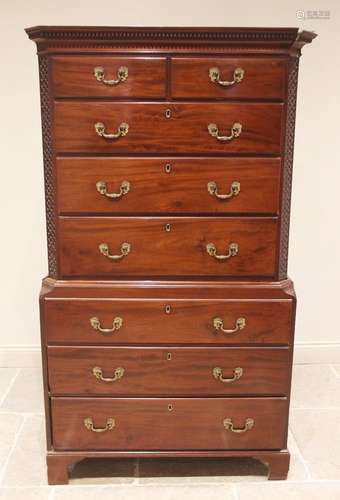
[223,418,254,434]
[213,317,246,334]
[207,181,240,200]
[84,417,115,433]
[209,67,245,87]
[208,122,242,142]
[96,180,130,199]
[99,242,131,261]
[206,242,239,260]
[94,66,128,86]
[95,121,129,140]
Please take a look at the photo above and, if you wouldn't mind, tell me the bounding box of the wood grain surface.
[54,102,283,154]
[51,396,288,450]
[44,297,293,345]
[171,57,287,99]
[51,56,166,98]
[48,346,290,396]
[58,216,278,278]
[56,157,281,215]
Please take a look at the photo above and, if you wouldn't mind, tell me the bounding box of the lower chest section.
[43,280,294,452]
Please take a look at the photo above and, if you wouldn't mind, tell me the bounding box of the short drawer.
[58,217,278,278]
[48,346,290,396]
[44,298,293,345]
[51,397,288,450]
[171,57,287,99]
[51,56,166,98]
[54,102,283,154]
[57,157,280,215]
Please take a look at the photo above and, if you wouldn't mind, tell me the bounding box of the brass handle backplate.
[223,418,254,433]
[94,66,128,85]
[207,181,241,200]
[213,366,243,383]
[208,122,242,142]
[213,317,246,334]
[95,122,129,140]
[96,180,130,199]
[209,67,245,86]
[206,242,238,260]
[90,316,123,333]
[99,242,131,260]
[92,366,125,382]
[84,417,115,433]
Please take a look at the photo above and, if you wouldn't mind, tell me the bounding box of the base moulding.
[46,449,290,484]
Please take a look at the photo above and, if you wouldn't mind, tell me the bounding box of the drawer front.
[51,56,166,98]
[54,102,283,154]
[44,298,293,345]
[48,347,290,396]
[57,157,280,215]
[52,397,288,450]
[171,57,287,99]
[58,217,278,278]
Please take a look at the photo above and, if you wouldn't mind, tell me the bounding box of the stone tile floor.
[0,364,340,499]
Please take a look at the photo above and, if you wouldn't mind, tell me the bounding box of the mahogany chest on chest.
[26,26,315,483]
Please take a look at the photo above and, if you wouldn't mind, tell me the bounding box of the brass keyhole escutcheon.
[165,108,172,118]
[165,304,171,314]
[167,352,172,361]
[165,163,172,173]
[165,223,171,232]
[168,403,174,411]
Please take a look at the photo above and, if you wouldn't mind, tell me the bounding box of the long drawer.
[54,102,283,154]
[48,346,290,396]
[57,157,281,215]
[44,298,293,345]
[51,397,288,450]
[58,217,278,278]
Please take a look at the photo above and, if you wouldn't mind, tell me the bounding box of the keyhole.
[165,163,172,173]
[168,403,174,411]
[165,223,171,232]
[165,108,172,118]
[165,304,171,314]
[167,352,172,361]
